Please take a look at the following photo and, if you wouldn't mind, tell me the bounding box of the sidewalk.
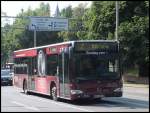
[123,75,149,84]
[123,83,149,88]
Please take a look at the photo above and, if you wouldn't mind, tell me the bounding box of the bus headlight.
[70,90,83,95]
[114,88,123,92]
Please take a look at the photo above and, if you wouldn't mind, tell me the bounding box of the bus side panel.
[34,76,58,95]
[13,74,28,89]
[35,77,48,94]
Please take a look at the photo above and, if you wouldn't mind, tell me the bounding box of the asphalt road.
[1,85,149,112]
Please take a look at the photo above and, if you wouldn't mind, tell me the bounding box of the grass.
[124,67,139,77]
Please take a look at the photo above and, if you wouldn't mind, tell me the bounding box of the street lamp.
[32,24,36,47]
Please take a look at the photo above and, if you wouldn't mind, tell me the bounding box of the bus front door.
[27,58,36,91]
[58,52,70,98]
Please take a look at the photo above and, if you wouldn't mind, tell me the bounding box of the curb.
[123,83,149,88]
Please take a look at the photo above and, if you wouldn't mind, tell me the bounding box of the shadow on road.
[20,91,149,110]
[67,97,149,109]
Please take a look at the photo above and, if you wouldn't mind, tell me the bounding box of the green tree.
[59,5,77,41]
[81,1,149,76]
[119,16,149,77]
[1,2,61,65]
[118,1,149,77]
[59,3,88,41]
[87,1,116,40]
[13,2,58,49]
[60,5,72,18]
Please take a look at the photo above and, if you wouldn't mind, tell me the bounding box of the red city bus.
[13,40,123,101]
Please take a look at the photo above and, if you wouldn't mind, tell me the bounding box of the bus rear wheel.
[51,85,58,101]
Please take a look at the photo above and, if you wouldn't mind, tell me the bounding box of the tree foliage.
[118,1,149,76]
[1,3,60,65]
[60,5,72,18]
[59,3,88,41]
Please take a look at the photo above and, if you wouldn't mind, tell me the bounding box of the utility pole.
[115,1,119,41]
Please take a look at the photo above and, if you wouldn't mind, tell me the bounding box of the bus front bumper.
[70,88,123,100]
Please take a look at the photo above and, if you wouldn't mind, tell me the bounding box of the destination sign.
[74,42,118,52]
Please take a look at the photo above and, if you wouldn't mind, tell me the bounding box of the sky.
[1,1,92,25]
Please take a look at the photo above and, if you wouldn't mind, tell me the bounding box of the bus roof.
[14,40,118,53]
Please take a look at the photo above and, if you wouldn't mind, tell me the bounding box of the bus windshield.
[74,54,120,80]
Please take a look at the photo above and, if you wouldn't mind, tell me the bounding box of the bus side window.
[47,54,58,76]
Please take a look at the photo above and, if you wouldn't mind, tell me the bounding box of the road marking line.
[18,92,94,112]
[12,101,40,111]
[48,101,94,112]
[33,96,94,112]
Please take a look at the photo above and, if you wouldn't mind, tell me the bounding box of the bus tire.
[23,80,28,94]
[51,85,58,101]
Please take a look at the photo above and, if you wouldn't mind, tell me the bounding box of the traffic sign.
[29,17,68,31]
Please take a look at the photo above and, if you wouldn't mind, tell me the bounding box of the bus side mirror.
[61,47,72,59]
[61,48,69,58]
[69,47,73,59]
[64,48,69,54]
